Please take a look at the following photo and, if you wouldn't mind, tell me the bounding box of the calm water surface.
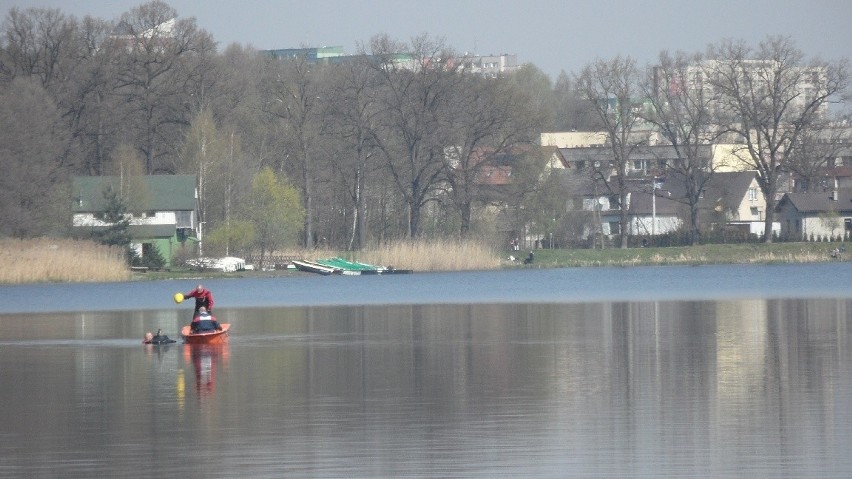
[0,264,851,478]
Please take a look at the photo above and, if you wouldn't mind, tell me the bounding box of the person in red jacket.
[184,284,214,314]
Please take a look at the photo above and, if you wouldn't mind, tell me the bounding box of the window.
[810,71,820,84]
[608,221,621,234]
[748,187,758,202]
[609,196,620,210]
[175,210,192,229]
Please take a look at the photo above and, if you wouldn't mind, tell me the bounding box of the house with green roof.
[72,175,199,267]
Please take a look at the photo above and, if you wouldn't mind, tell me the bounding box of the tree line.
[0,0,848,256]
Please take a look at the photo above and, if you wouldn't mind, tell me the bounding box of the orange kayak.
[181,323,230,345]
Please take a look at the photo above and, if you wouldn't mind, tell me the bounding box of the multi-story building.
[652,60,829,118]
[459,53,519,77]
[263,46,346,62]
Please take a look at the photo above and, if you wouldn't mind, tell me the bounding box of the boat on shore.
[181,323,230,345]
[292,259,341,275]
[295,257,412,276]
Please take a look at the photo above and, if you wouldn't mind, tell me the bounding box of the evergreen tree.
[92,186,133,260]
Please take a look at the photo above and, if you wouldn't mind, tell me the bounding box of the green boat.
[311,257,411,275]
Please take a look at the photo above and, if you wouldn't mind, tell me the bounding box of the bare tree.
[552,71,603,131]
[1,7,78,88]
[576,55,645,249]
[61,15,120,176]
[108,0,212,174]
[179,109,229,254]
[324,58,383,249]
[211,44,266,245]
[366,33,460,238]
[643,50,726,245]
[0,7,109,175]
[706,36,849,241]
[784,120,852,192]
[443,75,539,237]
[260,54,326,248]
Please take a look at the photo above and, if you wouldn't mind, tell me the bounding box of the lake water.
[0,264,851,478]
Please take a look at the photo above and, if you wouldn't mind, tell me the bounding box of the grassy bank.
[153,240,846,280]
[525,242,847,267]
[2,238,847,284]
[0,238,130,284]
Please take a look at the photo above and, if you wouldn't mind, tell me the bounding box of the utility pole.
[649,176,664,239]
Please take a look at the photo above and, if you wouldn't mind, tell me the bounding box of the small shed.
[776,188,852,241]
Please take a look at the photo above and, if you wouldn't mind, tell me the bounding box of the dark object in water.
[143,329,176,345]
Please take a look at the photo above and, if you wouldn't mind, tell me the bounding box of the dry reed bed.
[0,238,130,284]
[357,240,501,271]
[277,240,502,272]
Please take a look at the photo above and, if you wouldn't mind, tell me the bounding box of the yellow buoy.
[173,292,184,304]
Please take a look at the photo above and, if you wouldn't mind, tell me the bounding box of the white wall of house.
[540,131,607,148]
[136,211,179,225]
[749,222,778,235]
[710,144,756,172]
[628,215,682,236]
[582,196,620,238]
[731,178,766,223]
[73,211,179,227]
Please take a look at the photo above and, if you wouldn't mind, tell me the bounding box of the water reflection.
[183,344,229,398]
[0,298,850,477]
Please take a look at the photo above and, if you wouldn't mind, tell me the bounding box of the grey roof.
[557,147,615,165]
[696,171,758,210]
[72,175,197,213]
[628,190,682,215]
[778,189,852,214]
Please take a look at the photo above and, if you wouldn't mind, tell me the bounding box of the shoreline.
[2,241,847,285]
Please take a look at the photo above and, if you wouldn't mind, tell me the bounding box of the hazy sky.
[2,0,851,80]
